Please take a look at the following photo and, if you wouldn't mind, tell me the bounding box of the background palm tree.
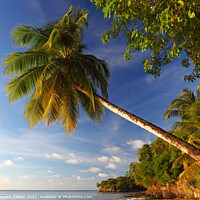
[164,85,200,179]
[4,6,200,161]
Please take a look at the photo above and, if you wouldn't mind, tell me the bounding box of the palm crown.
[164,84,200,137]
[4,6,110,134]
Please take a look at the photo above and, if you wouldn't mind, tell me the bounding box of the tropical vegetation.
[3,6,200,161]
[164,84,200,181]
[91,0,200,82]
[96,176,144,192]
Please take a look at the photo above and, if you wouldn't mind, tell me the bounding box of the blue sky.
[0,0,198,190]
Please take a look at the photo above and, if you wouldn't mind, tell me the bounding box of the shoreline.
[123,191,150,199]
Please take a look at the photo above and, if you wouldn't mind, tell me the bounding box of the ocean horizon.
[0,190,146,200]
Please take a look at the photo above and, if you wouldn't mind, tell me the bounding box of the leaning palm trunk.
[73,82,200,161]
[96,94,200,161]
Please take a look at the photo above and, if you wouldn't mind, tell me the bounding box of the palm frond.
[43,28,65,55]
[172,155,184,169]
[6,66,45,103]
[33,59,59,99]
[179,161,200,181]
[41,70,62,126]
[74,7,88,29]
[24,94,44,129]
[180,87,196,102]
[78,91,104,124]
[60,82,80,135]
[11,24,49,49]
[60,6,74,25]
[173,153,195,169]
[4,52,49,75]
[164,109,179,120]
[79,54,110,98]
[70,59,96,111]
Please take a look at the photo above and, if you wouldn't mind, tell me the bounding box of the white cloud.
[45,153,62,159]
[45,174,60,178]
[0,174,10,183]
[79,167,101,173]
[97,156,108,162]
[98,173,108,178]
[14,157,24,161]
[103,147,120,154]
[69,153,75,158]
[72,175,94,181]
[4,160,15,166]
[0,160,15,168]
[126,139,149,150]
[110,156,122,163]
[65,159,81,164]
[37,170,53,175]
[106,163,117,170]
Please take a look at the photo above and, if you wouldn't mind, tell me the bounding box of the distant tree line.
[97,176,145,192]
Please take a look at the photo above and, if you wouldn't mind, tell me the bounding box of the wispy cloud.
[37,170,53,175]
[97,156,108,162]
[98,173,108,178]
[65,159,82,164]
[87,43,128,70]
[69,153,76,158]
[13,157,24,161]
[23,0,46,24]
[0,160,15,168]
[0,174,10,183]
[44,174,60,178]
[110,156,122,163]
[78,167,101,173]
[45,153,62,160]
[126,139,150,150]
[72,175,94,181]
[103,146,121,154]
[106,163,117,170]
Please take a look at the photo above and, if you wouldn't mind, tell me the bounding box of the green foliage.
[164,84,200,182]
[97,176,144,192]
[138,144,153,161]
[91,0,200,82]
[4,6,110,135]
[153,151,181,185]
[129,138,182,188]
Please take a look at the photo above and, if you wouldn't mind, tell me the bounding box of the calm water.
[0,190,148,200]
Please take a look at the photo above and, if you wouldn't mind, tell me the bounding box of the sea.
[0,190,148,200]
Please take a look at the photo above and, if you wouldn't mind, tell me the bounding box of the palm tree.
[164,85,200,178]
[5,7,109,133]
[4,6,200,161]
[164,85,200,141]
